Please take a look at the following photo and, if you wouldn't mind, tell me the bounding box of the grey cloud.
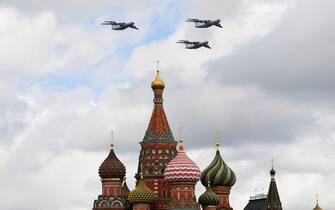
[206,0,335,101]
[0,90,29,146]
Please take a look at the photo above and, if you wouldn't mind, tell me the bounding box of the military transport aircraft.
[177,40,211,49]
[101,20,139,30]
[186,18,222,28]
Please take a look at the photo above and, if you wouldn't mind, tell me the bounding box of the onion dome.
[198,181,219,206]
[200,141,236,187]
[270,168,276,176]
[98,132,126,179]
[121,178,130,198]
[128,172,157,204]
[151,70,165,90]
[164,129,201,182]
[313,203,323,210]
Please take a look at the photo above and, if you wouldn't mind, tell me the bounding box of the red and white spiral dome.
[164,140,201,182]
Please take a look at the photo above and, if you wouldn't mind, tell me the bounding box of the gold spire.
[216,130,221,151]
[151,61,165,90]
[110,131,114,149]
[179,126,184,143]
[178,126,185,151]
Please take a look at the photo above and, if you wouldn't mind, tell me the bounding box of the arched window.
[99,200,109,207]
[111,200,122,207]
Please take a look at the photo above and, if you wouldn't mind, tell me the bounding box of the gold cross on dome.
[110,130,114,149]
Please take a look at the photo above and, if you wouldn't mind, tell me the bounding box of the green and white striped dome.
[200,148,236,187]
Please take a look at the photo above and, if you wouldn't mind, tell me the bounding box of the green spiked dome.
[128,174,157,204]
[121,178,130,199]
[199,182,219,206]
[200,144,236,187]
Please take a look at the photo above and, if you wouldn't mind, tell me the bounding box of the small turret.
[200,134,236,187]
[92,132,129,210]
[200,132,236,210]
[199,181,220,210]
[265,160,282,210]
[98,131,126,179]
[121,178,130,199]
[164,127,201,209]
[128,167,157,209]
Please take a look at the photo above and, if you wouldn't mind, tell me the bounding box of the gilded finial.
[216,130,221,151]
[270,159,276,177]
[110,131,114,149]
[179,126,184,143]
[316,193,319,204]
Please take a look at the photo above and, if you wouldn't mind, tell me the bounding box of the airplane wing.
[186,18,201,22]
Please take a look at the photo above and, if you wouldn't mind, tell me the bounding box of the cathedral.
[90,70,315,210]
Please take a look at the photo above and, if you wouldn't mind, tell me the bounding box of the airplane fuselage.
[185,41,210,49]
[111,22,138,30]
[111,23,130,30]
[195,19,221,28]
[186,45,201,49]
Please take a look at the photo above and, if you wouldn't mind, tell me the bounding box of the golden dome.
[313,202,323,210]
[128,173,157,204]
[151,71,165,90]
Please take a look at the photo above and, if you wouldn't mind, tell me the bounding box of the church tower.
[136,70,177,210]
[200,135,236,210]
[92,132,130,210]
[265,164,283,210]
[164,129,202,209]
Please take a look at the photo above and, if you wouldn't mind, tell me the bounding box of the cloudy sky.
[0,0,334,210]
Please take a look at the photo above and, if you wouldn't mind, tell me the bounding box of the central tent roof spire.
[143,67,174,142]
